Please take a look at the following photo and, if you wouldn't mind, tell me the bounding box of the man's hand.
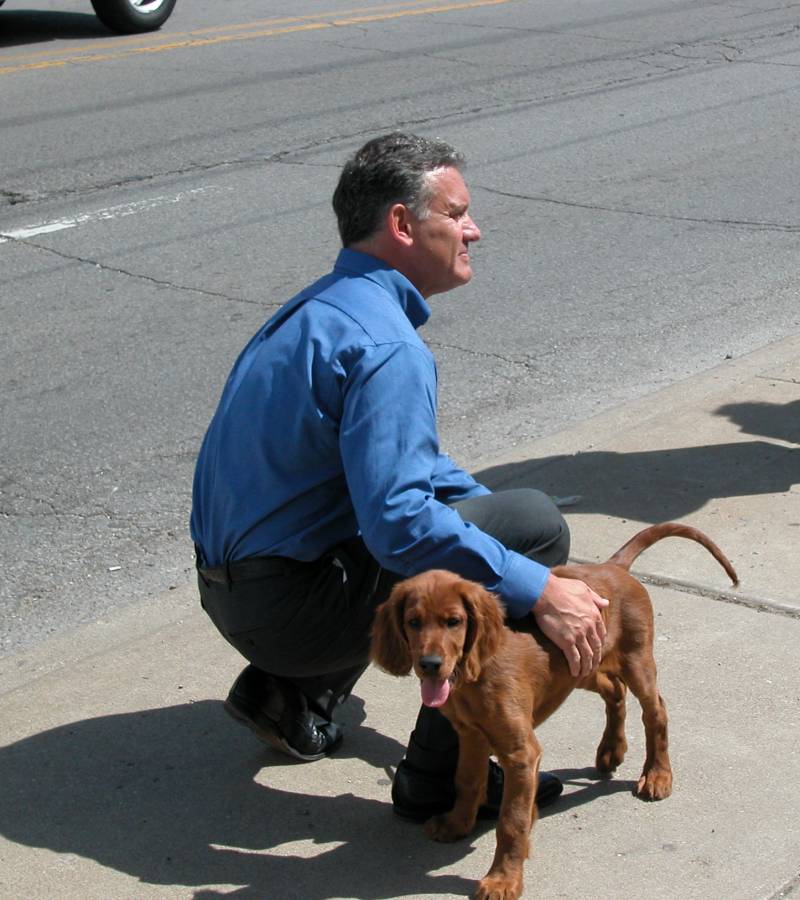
[533,573,609,678]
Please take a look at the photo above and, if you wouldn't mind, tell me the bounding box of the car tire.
[90,0,177,33]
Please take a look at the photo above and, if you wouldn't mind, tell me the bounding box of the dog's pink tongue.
[421,677,450,708]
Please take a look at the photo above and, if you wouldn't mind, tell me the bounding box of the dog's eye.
[446,617,462,628]
[407,618,422,630]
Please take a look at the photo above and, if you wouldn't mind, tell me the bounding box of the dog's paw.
[424,812,472,843]
[475,872,524,900]
[595,737,627,773]
[635,767,673,800]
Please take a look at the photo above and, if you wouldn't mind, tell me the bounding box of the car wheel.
[90,0,177,33]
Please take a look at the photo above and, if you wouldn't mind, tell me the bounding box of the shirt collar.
[333,248,431,329]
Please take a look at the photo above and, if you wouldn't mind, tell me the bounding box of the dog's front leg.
[425,725,488,843]
[476,731,541,900]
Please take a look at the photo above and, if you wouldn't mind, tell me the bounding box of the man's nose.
[464,215,481,242]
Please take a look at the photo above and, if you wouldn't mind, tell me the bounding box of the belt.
[196,552,308,585]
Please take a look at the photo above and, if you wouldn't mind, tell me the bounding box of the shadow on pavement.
[716,397,800,445]
[476,433,795,525]
[0,699,469,898]
[0,10,109,47]
[0,696,630,897]
[545,766,637,815]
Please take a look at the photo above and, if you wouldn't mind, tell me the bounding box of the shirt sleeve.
[338,341,550,616]
[431,453,491,504]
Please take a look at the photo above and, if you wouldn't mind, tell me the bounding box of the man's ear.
[386,202,415,247]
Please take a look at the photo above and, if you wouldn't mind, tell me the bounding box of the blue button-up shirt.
[190,249,549,616]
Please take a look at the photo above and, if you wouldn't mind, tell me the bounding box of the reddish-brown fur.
[370,523,738,900]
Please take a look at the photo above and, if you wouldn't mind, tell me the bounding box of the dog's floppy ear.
[370,582,413,676]
[459,581,505,683]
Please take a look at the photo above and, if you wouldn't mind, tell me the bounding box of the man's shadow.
[0,699,458,898]
[476,399,798,524]
[0,11,111,48]
[0,697,628,897]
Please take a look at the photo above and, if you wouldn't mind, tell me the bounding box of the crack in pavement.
[756,374,800,388]
[0,189,33,205]
[1,234,279,309]
[0,44,748,210]
[425,338,544,373]
[0,49,787,211]
[2,13,798,211]
[478,185,800,232]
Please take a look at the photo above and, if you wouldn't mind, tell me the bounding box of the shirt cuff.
[496,551,551,618]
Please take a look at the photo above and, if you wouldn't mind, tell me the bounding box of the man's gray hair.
[332,132,465,247]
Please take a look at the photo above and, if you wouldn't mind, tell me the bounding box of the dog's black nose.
[419,655,443,675]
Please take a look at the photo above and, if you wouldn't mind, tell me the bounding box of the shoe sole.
[223,699,327,762]
[392,776,563,822]
[392,801,502,822]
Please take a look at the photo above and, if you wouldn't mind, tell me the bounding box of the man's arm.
[341,339,607,675]
[430,452,490,504]
[340,340,549,598]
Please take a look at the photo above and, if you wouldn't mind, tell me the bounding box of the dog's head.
[370,570,505,707]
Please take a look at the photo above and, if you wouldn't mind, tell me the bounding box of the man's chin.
[425,268,473,297]
[457,266,474,286]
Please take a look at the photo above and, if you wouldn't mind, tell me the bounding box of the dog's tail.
[607,522,739,586]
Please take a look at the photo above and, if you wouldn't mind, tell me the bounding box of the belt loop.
[225,558,233,592]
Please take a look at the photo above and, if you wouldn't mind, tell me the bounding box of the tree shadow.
[476,436,796,524]
[0,10,110,48]
[715,398,800,446]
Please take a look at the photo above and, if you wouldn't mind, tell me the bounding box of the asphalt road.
[2,0,799,655]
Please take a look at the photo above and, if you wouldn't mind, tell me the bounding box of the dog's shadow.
[542,766,638,817]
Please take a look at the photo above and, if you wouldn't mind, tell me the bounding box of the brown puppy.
[371,523,738,900]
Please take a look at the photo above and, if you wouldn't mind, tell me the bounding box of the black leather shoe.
[392,758,562,821]
[224,665,342,762]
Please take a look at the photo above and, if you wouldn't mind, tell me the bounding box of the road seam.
[569,555,800,619]
[767,871,800,899]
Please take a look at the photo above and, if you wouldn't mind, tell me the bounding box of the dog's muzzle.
[419,654,443,675]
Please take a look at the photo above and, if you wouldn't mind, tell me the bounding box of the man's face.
[408,166,481,298]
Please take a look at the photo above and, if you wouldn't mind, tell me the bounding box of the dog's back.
[474,522,737,728]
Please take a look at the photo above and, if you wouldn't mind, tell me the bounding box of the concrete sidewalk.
[1,335,798,900]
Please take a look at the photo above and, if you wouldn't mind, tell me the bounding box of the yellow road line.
[0,0,438,61]
[0,0,519,76]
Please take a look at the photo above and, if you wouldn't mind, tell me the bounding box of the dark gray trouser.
[197,488,569,721]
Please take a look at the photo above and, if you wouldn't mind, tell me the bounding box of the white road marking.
[0,187,215,245]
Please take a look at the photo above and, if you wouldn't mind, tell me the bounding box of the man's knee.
[506,487,569,566]
[535,497,570,567]
[454,488,570,567]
